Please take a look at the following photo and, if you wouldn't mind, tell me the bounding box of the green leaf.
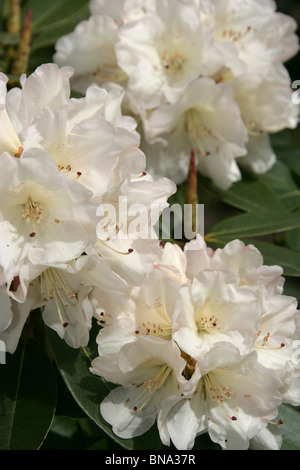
[0,338,57,450]
[46,324,125,444]
[42,415,106,450]
[23,0,90,74]
[25,0,89,30]
[198,173,287,213]
[285,227,300,252]
[278,405,300,450]
[88,438,111,450]
[0,32,20,46]
[280,149,300,178]
[257,161,300,211]
[207,210,300,242]
[283,277,300,304]
[193,432,221,450]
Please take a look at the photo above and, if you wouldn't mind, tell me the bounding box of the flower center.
[135,297,173,340]
[186,109,215,157]
[196,314,218,334]
[92,63,127,85]
[133,364,172,412]
[135,320,172,340]
[162,49,185,73]
[243,118,264,137]
[221,26,252,43]
[98,217,123,242]
[21,197,43,237]
[203,373,238,421]
[57,163,83,179]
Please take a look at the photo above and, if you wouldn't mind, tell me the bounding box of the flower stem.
[11,7,32,77]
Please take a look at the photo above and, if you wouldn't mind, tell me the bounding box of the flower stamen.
[97,240,134,256]
[197,314,218,333]
[14,146,23,158]
[21,197,43,237]
[92,64,127,85]
[256,331,286,350]
[133,365,172,412]
[203,373,237,422]
[40,268,78,328]
[186,109,224,157]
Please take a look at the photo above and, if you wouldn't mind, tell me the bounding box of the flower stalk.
[7,0,21,35]
[11,7,32,77]
[185,149,198,239]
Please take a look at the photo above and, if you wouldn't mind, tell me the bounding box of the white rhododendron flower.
[54,15,127,95]
[0,65,73,157]
[232,64,299,136]
[90,235,300,449]
[1,0,299,452]
[90,335,188,439]
[0,63,145,198]
[144,77,248,188]
[164,343,282,450]
[172,270,260,358]
[115,0,224,110]
[92,268,179,356]
[0,149,98,284]
[212,0,299,75]
[1,253,128,353]
[0,63,175,350]
[54,0,299,188]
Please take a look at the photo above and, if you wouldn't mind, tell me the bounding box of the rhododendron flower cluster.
[1,0,300,453]
[90,236,300,450]
[0,63,175,352]
[54,0,299,189]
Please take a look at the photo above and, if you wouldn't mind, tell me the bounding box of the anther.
[14,146,23,158]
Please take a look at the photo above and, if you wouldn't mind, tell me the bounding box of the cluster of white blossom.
[1,0,300,452]
[54,0,299,189]
[90,235,300,450]
[0,63,176,352]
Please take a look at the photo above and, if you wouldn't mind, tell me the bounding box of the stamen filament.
[40,269,77,328]
[21,197,43,237]
[203,373,237,422]
[97,240,134,256]
[133,365,172,413]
